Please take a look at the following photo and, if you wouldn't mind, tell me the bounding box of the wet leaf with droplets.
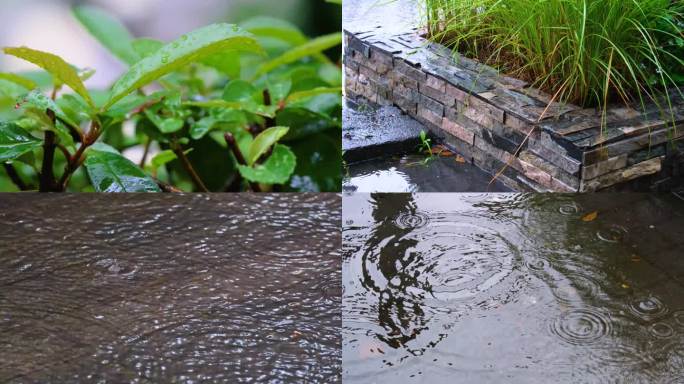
[0,122,42,162]
[3,47,94,108]
[237,144,296,184]
[84,149,160,192]
[0,73,37,91]
[132,38,164,59]
[248,126,289,165]
[252,32,342,79]
[104,23,263,110]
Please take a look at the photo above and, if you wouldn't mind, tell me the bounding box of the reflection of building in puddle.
[362,193,435,354]
[361,194,525,356]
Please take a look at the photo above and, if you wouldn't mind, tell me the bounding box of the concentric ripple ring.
[393,211,431,230]
[550,308,613,345]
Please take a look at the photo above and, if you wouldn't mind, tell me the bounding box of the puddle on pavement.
[344,155,511,193]
[0,194,341,383]
[343,193,684,383]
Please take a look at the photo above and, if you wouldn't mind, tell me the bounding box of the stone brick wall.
[344,28,684,192]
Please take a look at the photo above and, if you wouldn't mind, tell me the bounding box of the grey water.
[344,155,511,193]
[0,194,341,383]
[343,193,684,383]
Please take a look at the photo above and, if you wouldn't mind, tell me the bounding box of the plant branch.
[171,140,209,192]
[50,84,61,100]
[152,176,183,193]
[263,89,276,129]
[3,163,29,191]
[56,143,72,161]
[224,132,261,192]
[39,130,58,192]
[54,115,84,143]
[139,138,151,167]
[57,120,101,191]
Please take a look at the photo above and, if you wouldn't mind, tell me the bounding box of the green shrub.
[0,4,341,192]
[424,0,683,111]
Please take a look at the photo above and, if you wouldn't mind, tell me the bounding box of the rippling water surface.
[0,194,341,383]
[343,193,684,383]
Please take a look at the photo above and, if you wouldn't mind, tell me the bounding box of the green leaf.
[143,110,184,134]
[0,122,42,162]
[103,93,159,118]
[248,126,289,165]
[58,94,92,123]
[201,52,241,78]
[267,77,292,102]
[105,23,263,110]
[285,87,341,103]
[318,64,342,86]
[253,32,342,78]
[0,79,27,98]
[286,132,341,192]
[276,107,339,140]
[183,100,277,118]
[73,5,139,65]
[89,142,120,154]
[237,144,295,184]
[222,79,258,102]
[3,47,94,108]
[190,117,217,140]
[20,89,78,127]
[150,148,192,169]
[189,109,246,140]
[18,90,77,146]
[132,38,164,59]
[84,149,160,192]
[18,71,53,89]
[151,149,177,168]
[239,16,307,46]
[0,73,37,90]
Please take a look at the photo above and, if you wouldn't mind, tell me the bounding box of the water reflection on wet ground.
[343,193,684,383]
[0,194,341,383]
[344,155,511,193]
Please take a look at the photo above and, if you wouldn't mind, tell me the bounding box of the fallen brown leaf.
[582,211,598,222]
[455,155,466,163]
[430,145,446,155]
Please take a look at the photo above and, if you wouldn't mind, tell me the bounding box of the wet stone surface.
[0,194,341,383]
[344,154,511,193]
[343,193,684,383]
[342,99,424,163]
[343,0,420,35]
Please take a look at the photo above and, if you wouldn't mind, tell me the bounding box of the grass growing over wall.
[424,0,684,111]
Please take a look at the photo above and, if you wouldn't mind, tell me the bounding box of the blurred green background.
[0,0,341,89]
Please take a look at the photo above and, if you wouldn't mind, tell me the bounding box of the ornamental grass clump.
[424,0,684,112]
